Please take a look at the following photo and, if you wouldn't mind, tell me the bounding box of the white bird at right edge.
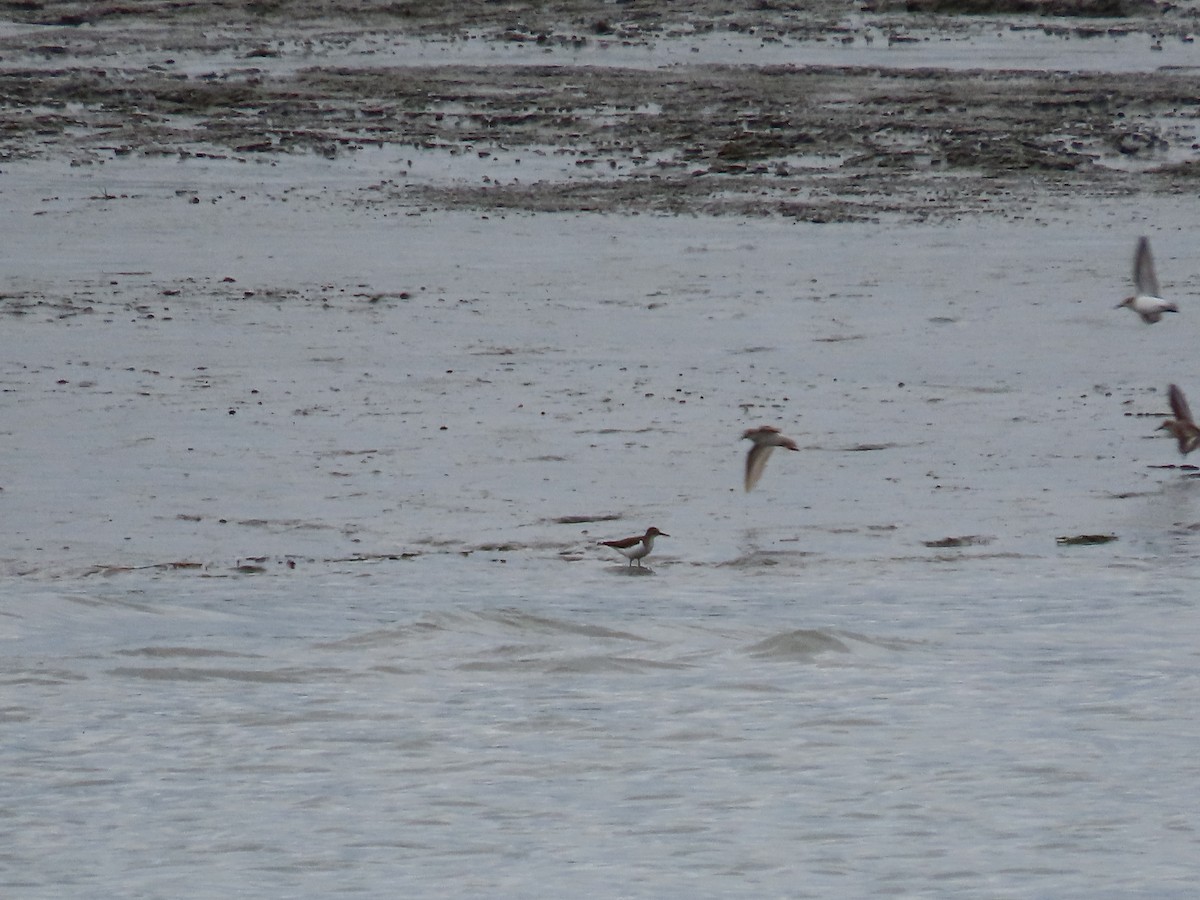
[741,426,799,492]
[1117,236,1178,324]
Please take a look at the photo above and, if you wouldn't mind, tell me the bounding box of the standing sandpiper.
[1159,383,1200,456]
[1117,237,1178,324]
[742,425,800,491]
[600,527,668,567]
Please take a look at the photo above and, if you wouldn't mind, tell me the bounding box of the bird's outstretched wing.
[1169,383,1193,426]
[1134,236,1160,298]
[744,445,774,492]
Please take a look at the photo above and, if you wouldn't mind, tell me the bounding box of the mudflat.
[2,2,1199,576]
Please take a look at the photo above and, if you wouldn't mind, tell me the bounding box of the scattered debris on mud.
[2,2,1198,221]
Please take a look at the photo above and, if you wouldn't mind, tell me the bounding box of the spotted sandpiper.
[742,425,799,491]
[1117,237,1178,324]
[600,527,668,567]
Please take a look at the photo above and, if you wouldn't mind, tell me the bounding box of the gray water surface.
[4,553,1197,898]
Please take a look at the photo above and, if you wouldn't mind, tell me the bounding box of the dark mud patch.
[548,513,626,525]
[923,534,995,547]
[1056,532,1119,544]
[912,551,1030,562]
[842,442,904,452]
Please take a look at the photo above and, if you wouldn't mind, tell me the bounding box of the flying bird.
[1158,383,1200,456]
[741,425,799,492]
[600,527,668,567]
[1117,236,1178,323]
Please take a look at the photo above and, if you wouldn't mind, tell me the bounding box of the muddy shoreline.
[2,2,1199,221]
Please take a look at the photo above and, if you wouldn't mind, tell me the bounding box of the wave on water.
[463,655,693,675]
[718,549,815,569]
[115,646,259,659]
[477,609,648,642]
[108,665,347,683]
[744,628,853,661]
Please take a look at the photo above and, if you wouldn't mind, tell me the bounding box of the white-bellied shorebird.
[1117,236,1178,324]
[1159,383,1200,456]
[600,527,668,567]
[742,425,799,491]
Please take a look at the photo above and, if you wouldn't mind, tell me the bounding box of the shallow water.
[4,173,1200,896]
[4,553,1199,898]
[5,3,1200,892]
